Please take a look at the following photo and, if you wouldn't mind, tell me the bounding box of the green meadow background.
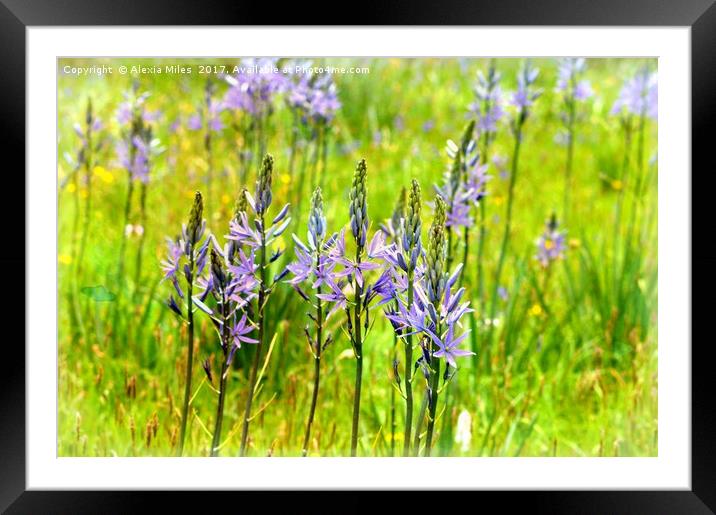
[57,57,657,457]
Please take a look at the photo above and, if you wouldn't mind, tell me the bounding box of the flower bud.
[255,154,274,215]
[349,159,368,253]
[186,191,204,246]
[426,195,447,304]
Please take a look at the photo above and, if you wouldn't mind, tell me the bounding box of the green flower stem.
[563,77,577,225]
[211,297,230,457]
[350,253,363,457]
[302,283,324,457]
[402,273,415,456]
[132,182,148,301]
[425,352,440,457]
[210,360,228,456]
[177,252,195,457]
[240,212,267,456]
[413,382,428,456]
[389,329,397,457]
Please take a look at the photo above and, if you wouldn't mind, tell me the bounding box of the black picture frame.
[2,1,713,512]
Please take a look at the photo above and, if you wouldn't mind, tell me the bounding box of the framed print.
[3,0,715,512]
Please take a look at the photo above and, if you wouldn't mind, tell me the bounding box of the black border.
[3,1,714,512]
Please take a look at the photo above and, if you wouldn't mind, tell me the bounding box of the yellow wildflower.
[529,303,544,317]
[93,166,114,184]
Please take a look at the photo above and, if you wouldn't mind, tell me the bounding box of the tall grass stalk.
[132,178,148,301]
[486,130,523,370]
[76,99,95,283]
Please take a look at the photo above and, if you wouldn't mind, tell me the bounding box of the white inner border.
[27,27,690,490]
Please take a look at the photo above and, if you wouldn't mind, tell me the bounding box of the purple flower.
[187,98,224,132]
[287,187,343,320]
[161,193,210,314]
[468,64,504,133]
[328,228,347,260]
[169,116,181,133]
[115,87,158,183]
[366,231,391,260]
[498,286,508,301]
[223,58,288,117]
[536,213,567,267]
[227,269,259,310]
[611,68,657,120]
[335,256,381,289]
[315,280,348,319]
[187,113,202,130]
[227,212,262,249]
[556,58,593,100]
[286,63,341,125]
[230,313,259,348]
[574,80,593,101]
[116,91,160,125]
[365,267,398,306]
[286,243,313,286]
[116,101,132,125]
[130,136,150,184]
[160,237,183,280]
[385,288,434,338]
[433,323,473,368]
[197,246,262,367]
[434,134,491,229]
[508,60,542,113]
[381,211,474,369]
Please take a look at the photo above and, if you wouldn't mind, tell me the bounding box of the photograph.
[56,56,658,458]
